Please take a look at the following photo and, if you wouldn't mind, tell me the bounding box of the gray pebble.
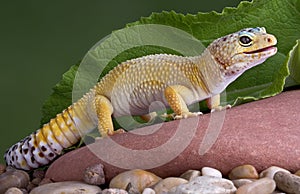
[274,171,300,194]
[171,176,236,194]
[83,163,105,185]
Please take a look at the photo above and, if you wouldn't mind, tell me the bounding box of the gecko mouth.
[243,45,277,54]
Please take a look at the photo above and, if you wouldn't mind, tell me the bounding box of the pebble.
[236,177,276,194]
[102,188,128,194]
[31,178,42,186]
[152,177,188,194]
[260,166,290,179]
[232,179,254,188]
[171,176,236,194]
[142,188,155,194]
[180,170,201,181]
[201,167,222,178]
[29,181,102,194]
[4,187,23,194]
[295,169,300,177]
[109,169,161,193]
[274,171,300,193]
[32,169,45,179]
[0,163,6,175]
[83,163,105,185]
[0,168,30,194]
[228,165,259,180]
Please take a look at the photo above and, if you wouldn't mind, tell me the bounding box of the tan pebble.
[102,188,128,194]
[180,170,201,181]
[142,188,155,194]
[201,167,222,178]
[274,171,300,194]
[228,165,258,180]
[83,163,105,185]
[295,169,300,176]
[232,179,255,188]
[236,177,276,194]
[153,177,188,194]
[173,176,236,194]
[260,166,290,179]
[125,182,139,194]
[0,163,6,175]
[109,169,161,193]
[4,187,23,194]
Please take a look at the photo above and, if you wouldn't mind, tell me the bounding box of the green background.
[0,0,243,163]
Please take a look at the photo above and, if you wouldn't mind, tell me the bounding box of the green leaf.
[41,0,300,126]
[285,40,300,88]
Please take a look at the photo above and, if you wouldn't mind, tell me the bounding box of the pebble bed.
[1,163,300,194]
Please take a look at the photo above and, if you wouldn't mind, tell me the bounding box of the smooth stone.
[153,177,188,194]
[29,181,102,194]
[180,170,201,181]
[228,165,258,180]
[0,168,30,194]
[171,176,236,194]
[45,91,300,182]
[102,188,128,194]
[109,169,161,193]
[142,188,155,194]
[4,187,23,194]
[274,171,300,193]
[236,177,276,194]
[295,169,300,176]
[260,166,290,179]
[201,167,222,178]
[232,179,255,188]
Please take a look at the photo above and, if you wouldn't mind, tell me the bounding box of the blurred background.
[0,0,244,163]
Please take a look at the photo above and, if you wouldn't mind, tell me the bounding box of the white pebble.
[142,188,155,194]
[201,167,222,178]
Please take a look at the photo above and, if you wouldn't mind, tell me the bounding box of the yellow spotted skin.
[4,27,277,170]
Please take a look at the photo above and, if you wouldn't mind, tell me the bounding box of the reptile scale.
[4,27,277,170]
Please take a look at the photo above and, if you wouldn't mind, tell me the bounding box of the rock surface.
[45,90,300,182]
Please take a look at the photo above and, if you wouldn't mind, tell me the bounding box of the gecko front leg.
[207,94,231,112]
[164,85,202,120]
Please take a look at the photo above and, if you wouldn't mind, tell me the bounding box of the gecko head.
[208,27,277,79]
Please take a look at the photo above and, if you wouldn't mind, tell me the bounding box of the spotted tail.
[4,97,96,170]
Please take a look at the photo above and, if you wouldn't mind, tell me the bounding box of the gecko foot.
[210,105,232,113]
[174,112,203,120]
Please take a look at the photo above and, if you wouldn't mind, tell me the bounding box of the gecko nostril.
[266,37,272,43]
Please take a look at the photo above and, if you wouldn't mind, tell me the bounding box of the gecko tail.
[4,105,85,170]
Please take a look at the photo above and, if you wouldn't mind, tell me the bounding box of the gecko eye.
[239,35,253,47]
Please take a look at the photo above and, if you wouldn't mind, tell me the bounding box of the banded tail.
[4,97,96,170]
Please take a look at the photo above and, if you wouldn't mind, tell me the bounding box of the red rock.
[45,90,300,182]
